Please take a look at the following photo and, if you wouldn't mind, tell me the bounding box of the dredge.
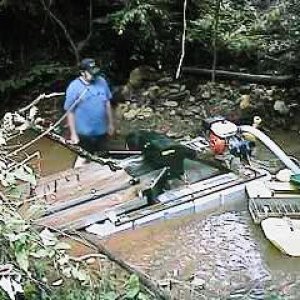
[17,117,300,239]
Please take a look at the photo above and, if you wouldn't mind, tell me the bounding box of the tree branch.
[175,0,187,79]
[211,0,222,82]
[77,0,94,53]
[39,0,80,64]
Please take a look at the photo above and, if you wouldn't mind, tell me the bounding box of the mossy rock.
[128,66,159,89]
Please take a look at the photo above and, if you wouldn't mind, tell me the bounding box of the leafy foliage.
[0,63,71,100]
[0,105,151,299]
[109,1,167,66]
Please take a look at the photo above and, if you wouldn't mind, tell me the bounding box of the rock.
[168,83,181,89]
[156,76,173,84]
[273,100,289,114]
[190,277,205,289]
[168,90,190,102]
[189,96,196,102]
[164,100,179,107]
[239,85,251,94]
[128,65,159,89]
[123,108,140,120]
[201,91,211,99]
[181,110,194,117]
[180,84,186,92]
[137,107,153,118]
[190,106,201,114]
[168,88,180,95]
[169,110,176,116]
[239,94,251,110]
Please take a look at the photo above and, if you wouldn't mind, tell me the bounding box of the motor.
[204,116,238,155]
[204,117,256,171]
[228,136,254,162]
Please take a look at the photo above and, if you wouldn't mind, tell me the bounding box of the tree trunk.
[182,67,295,85]
[211,0,222,82]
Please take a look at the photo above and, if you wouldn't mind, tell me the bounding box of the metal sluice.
[249,196,300,224]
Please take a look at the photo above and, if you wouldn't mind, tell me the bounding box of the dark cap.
[80,58,100,76]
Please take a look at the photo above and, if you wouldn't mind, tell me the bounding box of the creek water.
[24,129,300,299]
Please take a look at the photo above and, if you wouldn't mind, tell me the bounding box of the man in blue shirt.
[64,58,115,166]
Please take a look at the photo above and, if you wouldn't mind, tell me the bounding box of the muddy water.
[103,209,300,299]
[27,129,300,299]
[101,130,300,299]
[12,130,76,176]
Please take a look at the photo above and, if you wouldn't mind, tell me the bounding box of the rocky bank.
[113,67,300,139]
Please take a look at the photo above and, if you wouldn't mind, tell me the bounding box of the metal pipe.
[240,125,300,174]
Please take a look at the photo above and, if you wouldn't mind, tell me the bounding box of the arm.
[106,100,115,136]
[102,77,114,136]
[66,112,79,144]
[64,80,80,144]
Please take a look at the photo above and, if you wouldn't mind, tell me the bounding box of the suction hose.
[240,125,300,174]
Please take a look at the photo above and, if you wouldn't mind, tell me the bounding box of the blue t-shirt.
[64,76,112,136]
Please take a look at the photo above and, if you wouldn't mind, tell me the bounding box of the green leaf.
[13,166,36,185]
[6,185,25,199]
[138,292,149,300]
[16,247,29,272]
[126,287,140,299]
[30,249,49,258]
[71,267,88,281]
[100,291,118,300]
[125,274,141,299]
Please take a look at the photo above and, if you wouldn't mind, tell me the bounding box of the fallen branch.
[31,125,122,172]
[18,92,65,114]
[182,67,295,85]
[33,225,170,299]
[8,88,88,158]
[81,233,171,300]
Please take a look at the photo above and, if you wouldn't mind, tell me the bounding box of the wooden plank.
[19,162,133,208]
[36,185,142,228]
[60,196,147,230]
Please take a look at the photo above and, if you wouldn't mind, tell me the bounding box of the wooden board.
[261,217,300,256]
[33,163,159,230]
[36,184,146,230]
[19,162,132,205]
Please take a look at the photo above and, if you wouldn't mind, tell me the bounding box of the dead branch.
[211,0,222,82]
[76,0,93,53]
[39,0,80,63]
[82,233,172,300]
[8,88,88,158]
[18,92,65,114]
[175,0,187,79]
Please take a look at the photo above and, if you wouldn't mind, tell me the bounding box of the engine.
[204,117,255,163]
